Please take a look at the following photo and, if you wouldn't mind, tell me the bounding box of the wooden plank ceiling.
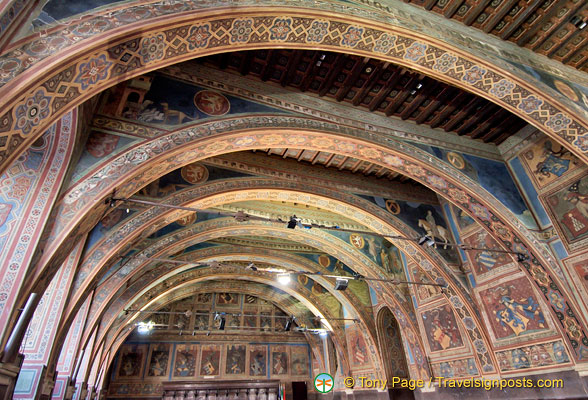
[199,49,528,144]
[406,0,588,71]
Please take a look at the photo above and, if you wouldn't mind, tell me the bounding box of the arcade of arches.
[0,1,587,399]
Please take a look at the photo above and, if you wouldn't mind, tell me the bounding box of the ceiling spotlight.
[284,317,293,332]
[247,262,258,271]
[137,321,154,334]
[571,15,587,30]
[418,235,435,247]
[277,273,291,285]
[334,278,349,291]
[318,330,328,338]
[287,215,302,229]
[214,312,226,330]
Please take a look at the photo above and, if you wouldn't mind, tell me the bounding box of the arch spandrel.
[14,117,585,363]
[0,4,587,177]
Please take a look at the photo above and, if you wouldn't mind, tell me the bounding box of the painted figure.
[493,288,545,336]
[418,211,450,249]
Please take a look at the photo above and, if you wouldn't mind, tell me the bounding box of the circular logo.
[385,199,400,215]
[349,233,365,249]
[314,373,334,393]
[181,162,209,184]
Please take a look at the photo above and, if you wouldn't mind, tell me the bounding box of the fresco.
[477,276,549,342]
[100,74,288,128]
[432,358,478,378]
[346,323,372,368]
[495,340,570,372]
[173,344,198,378]
[544,174,588,251]
[40,0,122,23]
[116,344,147,379]
[147,343,171,377]
[226,345,247,375]
[379,308,409,378]
[463,229,513,281]
[519,137,582,189]
[200,344,221,376]
[410,266,442,304]
[249,346,267,376]
[217,293,239,306]
[414,145,535,228]
[451,204,476,232]
[421,305,464,352]
[271,346,289,376]
[291,346,310,376]
[566,254,588,293]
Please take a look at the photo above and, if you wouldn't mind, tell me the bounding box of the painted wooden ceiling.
[197,49,529,144]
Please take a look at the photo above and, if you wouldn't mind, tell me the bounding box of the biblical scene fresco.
[432,358,478,378]
[116,344,147,379]
[544,173,588,252]
[476,275,551,345]
[414,144,535,229]
[495,340,570,372]
[463,229,514,282]
[519,137,582,190]
[421,304,464,353]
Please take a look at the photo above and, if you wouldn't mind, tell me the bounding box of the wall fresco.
[421,305,464,353]
[495,340,570,372]
[172,344,199,378]
[431,358,478,378]
[463,229,515,282]
[116,344,147,379]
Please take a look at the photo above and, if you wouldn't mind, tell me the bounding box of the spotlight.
[214,313,226,330]
[318,330,328,338]
[418,235,435,247]
[277,273,291,285]
[287,215,301,229]
[247,262,258,271]
[284,318,293,332]
[137,321,154,334]
[334,278,349,291]
[516,253,529,262]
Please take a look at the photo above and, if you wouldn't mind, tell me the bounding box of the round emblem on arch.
[181,162,209,184]
[349,234,365,249]
[385,200,400,215]
[446,152,465,169]
[194,90,230,116]
[176,213,197,226]
[318,255,331,268]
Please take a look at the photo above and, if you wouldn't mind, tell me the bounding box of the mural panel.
[116,344,147,379]
[225,344,247,375]
[432,358,478,378]
[544,173,588,252]
[495,340,570,372]
[199,344,221,376]
[463,229,514,281]
[271,345,289,376]
[172,344,199,378]
[421,304,464,353]
[346,323,372,369]
[476,275,551,345]
[249,346,267,377]
[147,343,171,377]
[519,137,581,189]
[291,346,310,377]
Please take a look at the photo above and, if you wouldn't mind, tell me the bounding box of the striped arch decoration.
[16,115,586,365]
[0,3,585,178]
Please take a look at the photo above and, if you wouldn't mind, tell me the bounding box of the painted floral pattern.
[270,18,292,41]
[188,25,211,50]
[426,175,447,190]
[306,21,329,43]
[462,66,486,85]
[14,90,50,135]
[341,26,363,47]
[468,203,490,221]
[433,53,457,73]
[518,95,543,114]
[139,34,165,64]
[373,33,396,53]
[489,79,514,98]
[74,54,112,90]
[230,19,253,43]
[545,113,571,132]
[404,42,427,62]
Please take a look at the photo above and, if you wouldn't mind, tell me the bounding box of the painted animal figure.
[418,219,449,249]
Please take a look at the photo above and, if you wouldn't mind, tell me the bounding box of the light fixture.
[418,235,435,247]
[137,321,154,334]
[571,15,587,30]
[318,330,328,338]
[214,312,226,330]
[284,317,293,332]
[334,278,349,291]
[277,273,291,285]
[287,215,301,229]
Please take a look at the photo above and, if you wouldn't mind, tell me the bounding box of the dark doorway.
[292,381,308,400]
